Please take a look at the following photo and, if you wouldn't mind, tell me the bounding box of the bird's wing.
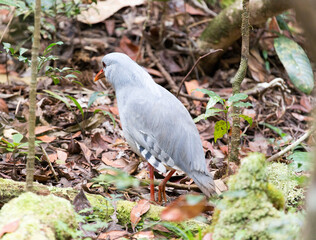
[119,87,206,175]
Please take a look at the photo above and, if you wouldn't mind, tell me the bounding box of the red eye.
[102,62,106,67]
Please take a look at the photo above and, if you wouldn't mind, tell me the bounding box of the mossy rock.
[0,192,78,240]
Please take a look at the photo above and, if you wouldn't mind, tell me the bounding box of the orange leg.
[148,163,155,202]
[158,170,176,203]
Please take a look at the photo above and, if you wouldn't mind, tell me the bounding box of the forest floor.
[0,1,314,239]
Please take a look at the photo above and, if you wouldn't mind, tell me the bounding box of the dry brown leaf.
[34,126,58,135]
[133,231,155,239]
[0,98,9,113]
[36,135,56,143]
[102,157,128,169]
[185,3,206,15]
[77,0,145,24]
[300,95,313,112]
[202,140,214,152]
[268,17,281,32]
[119,36,139,60]
[78,141,92,162]
[98,230,129,240]
[47,153,58,163]
[105,19,115,36]
[130,199,151,231]
[184,80,205,106]
[202,233,213,240]
[0,219,20,237]
[91,132,109,151]
[109,106,119,115]
[57,150,68,162]
[292,112,314,122]
[160,195,209,222]
[248,132,269,154]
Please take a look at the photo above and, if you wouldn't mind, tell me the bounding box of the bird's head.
[94,52,155,91]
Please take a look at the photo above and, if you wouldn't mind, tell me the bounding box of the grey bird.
[94,52,215,202]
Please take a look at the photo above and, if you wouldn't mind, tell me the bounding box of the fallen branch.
[267,128,315,162]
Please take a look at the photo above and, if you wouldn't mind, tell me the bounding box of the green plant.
[93,168,139,191]
[194,90,252,142]
[3,41,79,84]
[0,133,41,158]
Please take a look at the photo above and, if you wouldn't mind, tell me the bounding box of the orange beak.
[94,69,105,82]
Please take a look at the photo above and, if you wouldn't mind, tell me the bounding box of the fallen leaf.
[185,3,207,15]
[202,232,213,240]
[109,106,119,115]
[78,141,92,162]
[184,80,205,106]
[119,36,139,60]
[300,95,312,112]
[0,220,20,237]
[105,19,115,36]
[248,132,269,154]
[0,98,9,113]
[78,0,145,24]
[47,153,58,163]
[130,199,151,231]
[36,135,56,143]
[133,231,155,239]
[57,150,68,162]
[160,195,209,222]
[292,112,314,122]
[98,230,129,240]
[35,126,58,135]
[91,132,109,151]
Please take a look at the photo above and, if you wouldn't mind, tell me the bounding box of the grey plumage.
[100,52,216,197]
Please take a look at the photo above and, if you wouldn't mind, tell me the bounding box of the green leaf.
[64,74,77,79]
[19,47,28,56]
[260,122,291,143]
[195,88,225,106]
[66,95,84,119]
[214,120,230,143]
[233,102,252,108]
[71,80,84,87]
[239,114,253,126]
[274,36,314,94]
[12,133,23,144]
[288,151,312,172]
[43,41,63,55]
[193,108,224,123]
[0,0,26,9]
[44,90,71,109]
[228,93,248,103]
[88,92,101,109]
[195,89,225,108]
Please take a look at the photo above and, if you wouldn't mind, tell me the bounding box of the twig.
[146,42,189,106]
[267,128,315,162]
[141,179,200,191]
[0,7,15,44]
[41,145,59,182]
[146,43,178,92]
[171,91,209,102]
[176,49,223,98]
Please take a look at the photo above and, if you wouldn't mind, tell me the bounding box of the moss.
[266,183,285,210]
[267,162,304,207]
[212,153,281,240]
[0,192,78,240]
